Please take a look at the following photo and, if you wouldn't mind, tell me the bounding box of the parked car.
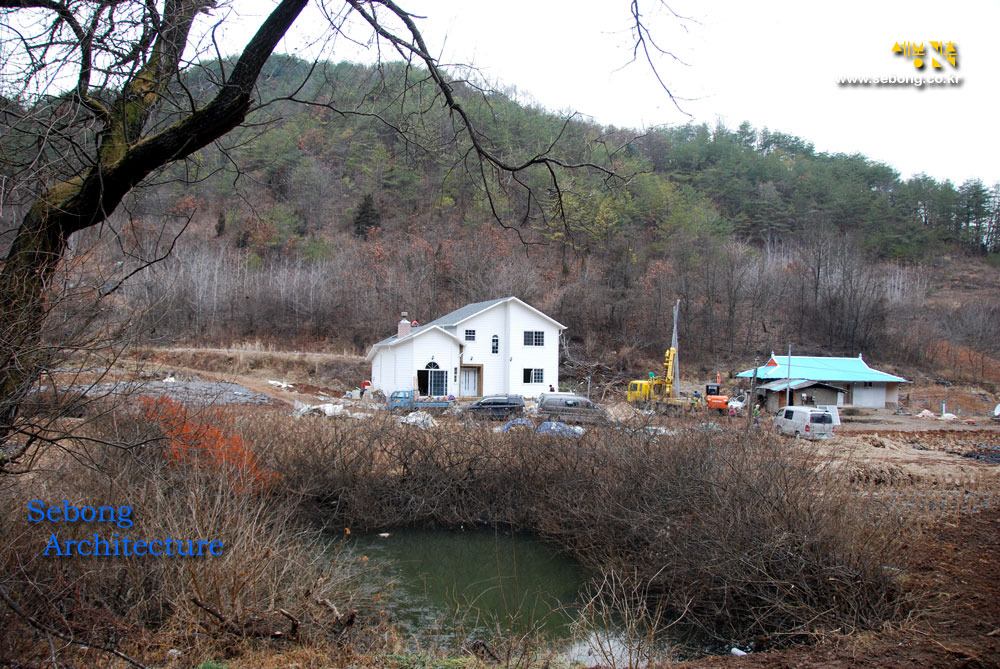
[773,406,836,440]
[536,393,607,424]
[466,395,525,420]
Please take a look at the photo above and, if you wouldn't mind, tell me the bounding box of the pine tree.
[352,193,381,238]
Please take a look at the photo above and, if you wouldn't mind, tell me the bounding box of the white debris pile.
[268,380,294,389]
[293,401,373,420]
[916,409,936,418]
[398,411,437,429]
[938,412,958,421]
[294,401,344,417]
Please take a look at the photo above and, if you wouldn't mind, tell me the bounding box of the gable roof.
[423,296,566,330]
[365,296,565,361]
[365,325,462,361]
[736,354,907,384]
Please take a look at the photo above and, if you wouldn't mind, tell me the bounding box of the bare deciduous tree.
[0,1,684,466]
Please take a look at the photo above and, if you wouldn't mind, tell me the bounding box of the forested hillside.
[42,56,1000,379]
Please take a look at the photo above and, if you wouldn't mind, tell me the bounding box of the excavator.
[627,300,700,411]
[704,371,730,413]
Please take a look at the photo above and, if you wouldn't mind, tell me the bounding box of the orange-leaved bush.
[140,396,278,490]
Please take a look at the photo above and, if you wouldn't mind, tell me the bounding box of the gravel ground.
[66,380,274,406]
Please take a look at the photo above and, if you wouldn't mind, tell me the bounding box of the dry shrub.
[249,410,540,529]
[0,405,375,666]
[575,569,674,667]
[250,409,911,650]
[533,430,912,648]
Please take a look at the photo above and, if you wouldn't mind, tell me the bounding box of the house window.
[465,329,476,341]
[523,368,544,384]
[523,331,544,346]
[491,335,499,354]
[862,381,874,388]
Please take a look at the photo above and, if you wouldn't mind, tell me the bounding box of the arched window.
[491,335,499,354]
[425,362,440,369]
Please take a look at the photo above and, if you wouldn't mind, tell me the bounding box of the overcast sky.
[237,0,999,187]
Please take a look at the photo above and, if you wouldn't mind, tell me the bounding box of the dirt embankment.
[676,505,1000,668]
[129,346,369,406]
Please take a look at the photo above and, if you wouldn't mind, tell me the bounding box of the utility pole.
[670,299,680,399]
[785,344,792,407]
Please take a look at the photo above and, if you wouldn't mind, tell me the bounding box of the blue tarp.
[495,418,535,432]
[535,421,585,437]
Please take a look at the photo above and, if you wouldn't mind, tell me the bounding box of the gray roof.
[423,297,510,328]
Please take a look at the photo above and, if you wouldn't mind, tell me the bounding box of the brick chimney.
[397,312,411,338]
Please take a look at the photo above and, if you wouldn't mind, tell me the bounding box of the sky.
[233,0,1000,187]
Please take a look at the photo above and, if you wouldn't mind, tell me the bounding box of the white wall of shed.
[885,382,901,407]
[850,382,887,408]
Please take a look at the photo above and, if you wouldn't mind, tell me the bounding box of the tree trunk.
[0,0,308,457]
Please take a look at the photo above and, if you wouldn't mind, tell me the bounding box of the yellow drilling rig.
[626,300,700,411]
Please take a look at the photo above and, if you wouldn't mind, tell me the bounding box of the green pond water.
[346,528,585,642]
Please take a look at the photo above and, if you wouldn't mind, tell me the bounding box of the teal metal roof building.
[737,353,907,410]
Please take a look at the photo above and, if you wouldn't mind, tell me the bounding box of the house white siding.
[410,330,461,396]
[370,340,412,395]
[366,297,565,400]
[370,330,460,396]
[459,306,507,396]
[506,301,560,397]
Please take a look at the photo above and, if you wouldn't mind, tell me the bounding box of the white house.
[736,353,908,410]
[366,297,566,399]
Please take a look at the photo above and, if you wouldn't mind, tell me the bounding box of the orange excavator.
[704,371,729,413]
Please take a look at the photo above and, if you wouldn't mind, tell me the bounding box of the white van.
[773,406,836,440]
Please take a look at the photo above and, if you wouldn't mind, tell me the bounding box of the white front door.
[460,367,479,397]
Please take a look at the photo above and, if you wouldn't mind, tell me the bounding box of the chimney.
[397,312,411,338]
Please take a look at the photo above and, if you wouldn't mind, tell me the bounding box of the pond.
[346,528,586,644]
